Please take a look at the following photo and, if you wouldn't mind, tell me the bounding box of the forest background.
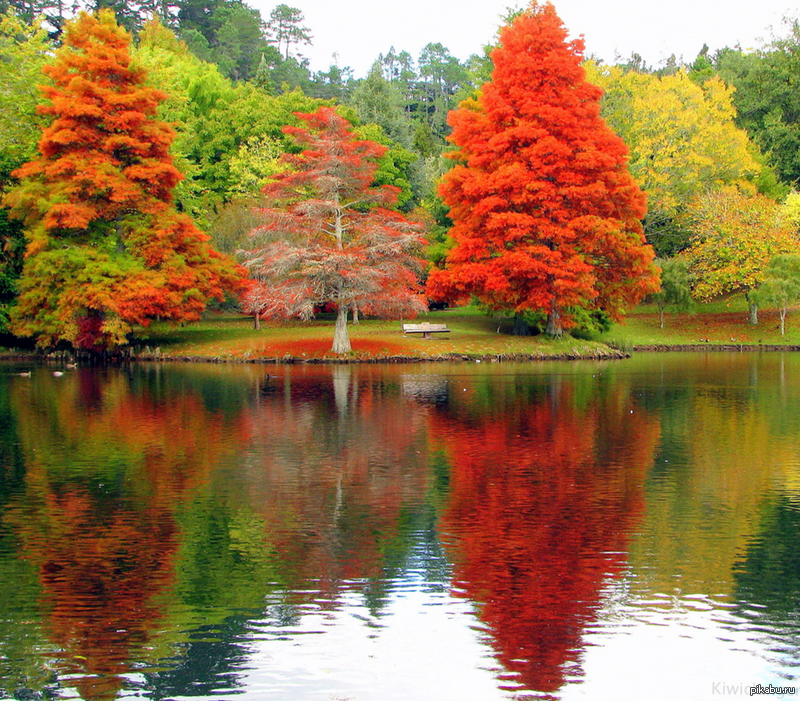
[3,0,800,349]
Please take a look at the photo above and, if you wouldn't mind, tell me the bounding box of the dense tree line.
[0,0,481,340]
[3,0,800,346]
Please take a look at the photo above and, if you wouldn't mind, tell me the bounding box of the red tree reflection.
[233,366,433,601]
[430,378,660,695]
[6,371,229,699]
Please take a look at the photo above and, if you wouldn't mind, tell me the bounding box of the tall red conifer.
[3,10,245,350]
[241,107,427,354]
[427,2,658,334]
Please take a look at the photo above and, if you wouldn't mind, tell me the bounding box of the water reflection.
[428,372,660,695]
[2,368,229,699]
[0,356,798,699]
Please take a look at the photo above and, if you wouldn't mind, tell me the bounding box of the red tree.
[427,1,658,335]
[3,10,245,350]
[240,107,427,354]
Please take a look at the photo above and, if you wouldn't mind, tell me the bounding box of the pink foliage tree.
[240,107,428,353]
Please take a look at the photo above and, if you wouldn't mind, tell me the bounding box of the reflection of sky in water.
[238,584,505,701]
[562,578,798,701]
[225,536,508,700]
[137,570,799,701]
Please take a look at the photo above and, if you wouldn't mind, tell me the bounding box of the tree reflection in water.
[0,363,663,699]
[4,368,229,699]
[427,373,660,694]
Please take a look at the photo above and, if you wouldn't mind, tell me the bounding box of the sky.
[249,0,795,78]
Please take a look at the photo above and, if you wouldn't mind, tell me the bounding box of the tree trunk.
[780,307,787,335]
[512,313,531,336]
[332,305,351,354]
[254,311,260,330]
[748,298,758,325]
[351,302,359,325]
[545,307,563,337]
[659,307,665,329]
[115,218,126,254]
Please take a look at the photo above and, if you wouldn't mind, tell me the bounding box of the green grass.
[126,305,619,360]
[602,295,800,347]
[4,295,800,361]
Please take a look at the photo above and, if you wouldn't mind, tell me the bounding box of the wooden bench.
[403,323,450,339]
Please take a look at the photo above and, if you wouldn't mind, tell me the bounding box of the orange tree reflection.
[429,373,660,695]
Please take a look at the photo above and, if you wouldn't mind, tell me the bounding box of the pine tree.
[3,10,245,350]
[240,107,427,354]
[427,1,658,335]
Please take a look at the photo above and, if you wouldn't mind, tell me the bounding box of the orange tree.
[427,1,658,335]
[240,107,427,354]
[3,10,245,351]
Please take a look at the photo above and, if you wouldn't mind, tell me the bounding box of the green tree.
[0,12,52,332]
[651,257,692,328]
[136,18,236,222]
[311,61,354,101]
[753,254,800,335]
[350,62,413,148]
[717,21,800,187]
[208,0,271,81]
[136,20,326,223]
[266,3,310,60]
[688,44,715,84]
[227,134,286,196]
[416,42,469,144]
[176,0,275,82]
[379,46,416,112]
[265,53,313,92]
[0,12,50,179]
[177,0,220,41]
[352,122,415,208]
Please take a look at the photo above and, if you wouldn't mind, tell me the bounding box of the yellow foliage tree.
[781,190,800,232]
[585,64,763,255]
[683,186,800,323]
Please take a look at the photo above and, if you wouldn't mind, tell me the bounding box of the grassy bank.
[599,296,800,350]
[134,295,800,360]
[3,296,800,362]
[129,306,623,362]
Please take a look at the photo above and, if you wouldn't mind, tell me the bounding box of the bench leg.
[423,332,431,339]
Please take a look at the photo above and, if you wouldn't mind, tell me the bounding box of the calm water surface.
[0,353,799,700]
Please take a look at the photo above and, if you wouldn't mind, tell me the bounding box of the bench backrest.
[403,323,448,332]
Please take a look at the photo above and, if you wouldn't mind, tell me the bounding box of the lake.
[0,353,798,700]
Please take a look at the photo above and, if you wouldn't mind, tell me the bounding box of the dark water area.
[0,354,798,700]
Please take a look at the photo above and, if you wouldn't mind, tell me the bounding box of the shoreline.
[631,343,800,352]
[0,347,630,364]
[4,342,800,364]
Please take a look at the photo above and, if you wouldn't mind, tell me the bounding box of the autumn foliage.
[583,63,763,256]
[684,186,800,301]
[3,10,245,350]
[240,107,427,353]
[427,1,658,333]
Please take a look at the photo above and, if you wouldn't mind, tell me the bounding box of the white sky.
[249,0,795,78]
